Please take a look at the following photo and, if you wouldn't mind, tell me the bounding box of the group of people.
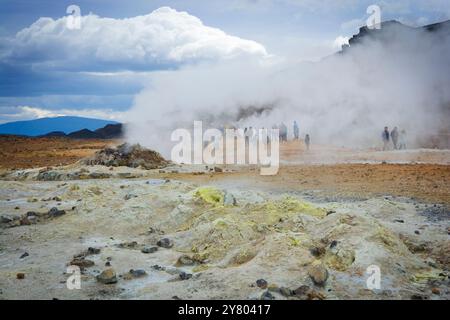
[242,121,311,150]
[274,121,311,150]
[382,126,407,151]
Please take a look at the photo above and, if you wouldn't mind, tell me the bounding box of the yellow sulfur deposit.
[194,187,224,206]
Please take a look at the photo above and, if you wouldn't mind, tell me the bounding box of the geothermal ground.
[0,138,449,300]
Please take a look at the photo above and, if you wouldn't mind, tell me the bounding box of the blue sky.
[1,0,449,123]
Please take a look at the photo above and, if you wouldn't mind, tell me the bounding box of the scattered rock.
[293,285,310,296]
[292,285,325,300]
[1,215,14,223]
[431,288,440,295]
[117,241,138,249]
[73,247,101,259]
[124,269,148,279]
[176,255,195,266]
[256,279,268,289]
[141,246,158,254]
[96,268,118,284]
[179,272,193,280]
[260,290,275,300]
[329,240,338,249]
[279,287,293,297]
[309,245,326,257]
[308,264,328,286]
[20,217,33,225]
[157,238,173,249]
[48,207,66,218]
[425,258,438,268]
[87,247,101,255]
[124,194,137,201]
[70,258,95,268]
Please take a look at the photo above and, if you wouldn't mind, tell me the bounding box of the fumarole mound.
[83,143,168,169]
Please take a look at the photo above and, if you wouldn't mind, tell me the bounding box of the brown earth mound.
[83,143,168,169]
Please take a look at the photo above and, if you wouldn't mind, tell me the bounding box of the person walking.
[305,134,311,150]
[293,121,299,140]
[391,127,399,150]
[382,126,390,151]
[399,129,407,150]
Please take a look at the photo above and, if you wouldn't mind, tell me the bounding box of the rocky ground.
[0,144,449,300]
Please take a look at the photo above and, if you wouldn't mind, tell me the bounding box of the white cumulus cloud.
[2,7,267,71]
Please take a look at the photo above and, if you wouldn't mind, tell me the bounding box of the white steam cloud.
[126,19,450,157]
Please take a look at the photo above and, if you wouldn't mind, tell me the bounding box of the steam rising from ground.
[126,22,450,157]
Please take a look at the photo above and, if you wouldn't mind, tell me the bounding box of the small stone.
[179,272,192,280]
[96,268,117,284]
[260,290,275,300]
[1,215,13,223]
[141,246,158,254]
[410,294,428,300]
[70,258,95,268]
[279,287,292,297]
[176,255,194,266]
[129,269,147,278]
[124,194,137,201]
[425,258,437,268]
[20,252,29,259]
[105,261,111,267]
[326,210,336,216]
[117,241,138,249]
[256,279,268,289]
[329,240,338,249]
[414,230,420,235]
[394,219,404,223]
[308,264,328,286]
[309,247,324,257]
[293,285,311,296]
[48,207,66,218]
[52,196,62,202]
[87,247,101,255]
[214,166,223,173]
[16,273,25,279]
[431,288,440,295]
[157,238,173,249]
[20,217,33,225]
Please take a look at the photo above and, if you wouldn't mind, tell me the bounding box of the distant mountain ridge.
[0,116,119,136]
[63,123,123,139]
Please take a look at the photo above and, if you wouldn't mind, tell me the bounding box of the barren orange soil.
[1,136,449,204]
[172,164,450,205]
[0,135,120,169]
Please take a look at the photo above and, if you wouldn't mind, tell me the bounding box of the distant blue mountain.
[0,116,119,136]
